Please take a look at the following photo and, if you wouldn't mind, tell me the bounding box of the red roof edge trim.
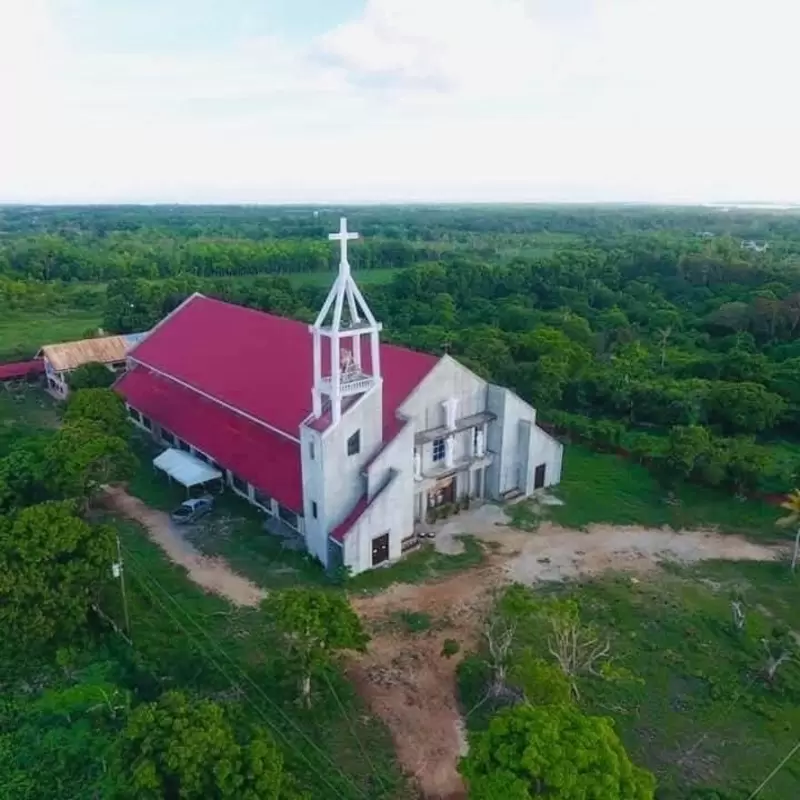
[0,359,44,380]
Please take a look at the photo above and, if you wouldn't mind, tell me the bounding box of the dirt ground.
[105,484,784,799]
[104,486,267,607]
[351,508,783,800]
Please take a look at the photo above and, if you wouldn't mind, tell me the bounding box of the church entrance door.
[372,533,390,566]
[428,477,455,509]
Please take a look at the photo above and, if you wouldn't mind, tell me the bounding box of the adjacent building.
[115,219,563,574]
[38,332,147,399]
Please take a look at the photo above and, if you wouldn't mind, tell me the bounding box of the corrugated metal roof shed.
[38,333,146,372]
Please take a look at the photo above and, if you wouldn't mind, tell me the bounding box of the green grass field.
[100,515,410,800]
[283,267,401,287]
[460,565,800,799]
[0,387,60,454]
[0,309,104,361]
[540,445,785,541]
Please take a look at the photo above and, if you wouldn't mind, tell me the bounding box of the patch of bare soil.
[348,564,504,799]
[349,510,784,799]
[104,486,266,607]
[504,522,780,584]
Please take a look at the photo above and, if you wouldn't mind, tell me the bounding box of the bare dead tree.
[731,600,746,631]
[546,611,611,699]
[761,638,795,683]
[485,614,516,697]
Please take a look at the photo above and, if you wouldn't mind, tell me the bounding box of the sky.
[1,0,798,204]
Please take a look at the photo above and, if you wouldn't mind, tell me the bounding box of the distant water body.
[704,202,800,210]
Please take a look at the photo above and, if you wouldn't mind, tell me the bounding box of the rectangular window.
[432,437,446,462]
[128,406,141,423]
[141,415,152,431]
[347,430,361,456]
[177,439,190,453]
[254,489,272,513]
[230,473,248,495]
[279,505,299,530]
[161,429,175,446]
[312,501,318,519]
[309,440,315,460]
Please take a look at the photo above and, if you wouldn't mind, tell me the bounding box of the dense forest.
[3,205,800,798]
[5,204,800,496]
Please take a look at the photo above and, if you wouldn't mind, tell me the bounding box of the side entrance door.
[534,463,546,490]
[372,533,390,566]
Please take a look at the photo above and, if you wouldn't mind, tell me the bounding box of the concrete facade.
[323,354,565,575]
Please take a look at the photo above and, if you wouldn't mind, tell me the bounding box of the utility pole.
[113,533,131,638]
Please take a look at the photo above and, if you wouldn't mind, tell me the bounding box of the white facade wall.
[300,383,383,566]
[341,421,416,574]
[530,425,564,490]
[487,386,536,496]
[399,356,489,475]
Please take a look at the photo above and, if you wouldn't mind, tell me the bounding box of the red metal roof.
[0,359,44,380]
[117,366,303,511]
[129,294,438,439]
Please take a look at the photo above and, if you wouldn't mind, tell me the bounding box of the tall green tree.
[47,421,137,501]
[0,500,115,649]
[65,387,130,439]
[261,588,369,706]
[460,704,656,800]
[112,691,305,799]
[67,361,116,391]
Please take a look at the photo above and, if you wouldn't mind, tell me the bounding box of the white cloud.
[1,0,800,203]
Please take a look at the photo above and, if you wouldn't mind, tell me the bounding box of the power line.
[322,670,389,795]
[121,548,368,800]
[746,740,800,800]
[121,558,351,800]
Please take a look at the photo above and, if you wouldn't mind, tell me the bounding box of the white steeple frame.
[309,217,383,425]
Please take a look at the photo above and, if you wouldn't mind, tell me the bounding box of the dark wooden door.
[534,463,546,490]
[372,533,390,566]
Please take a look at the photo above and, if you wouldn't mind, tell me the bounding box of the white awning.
[153,448,223,488]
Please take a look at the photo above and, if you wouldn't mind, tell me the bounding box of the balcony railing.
[414,410,495,445]
[420,450,494,481]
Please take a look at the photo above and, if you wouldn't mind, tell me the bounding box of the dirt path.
[104,486,267,607]
[349,565,503,800]
[350,511,784,799]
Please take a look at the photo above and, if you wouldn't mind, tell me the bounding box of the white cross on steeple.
[329,217,359,273]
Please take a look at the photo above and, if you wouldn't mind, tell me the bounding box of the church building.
[116,219,563,574]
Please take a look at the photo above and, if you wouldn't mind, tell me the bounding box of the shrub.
[441,639,460,658]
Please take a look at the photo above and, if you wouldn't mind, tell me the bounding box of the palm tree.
[777,489,800,573]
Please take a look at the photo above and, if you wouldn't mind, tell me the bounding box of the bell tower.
[309,217,383,425]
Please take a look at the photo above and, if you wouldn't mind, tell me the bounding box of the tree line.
[0,233,425,282]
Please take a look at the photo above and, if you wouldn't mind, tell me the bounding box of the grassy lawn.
[459,565,800,798]
[576,567,800,798]
[0,385,60,454]
[348,536,486,594]
[542,445,784,541]
[283,267,400,287]
[102,516,410,800]
[0,309,103,360]
[126,437,330,589]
